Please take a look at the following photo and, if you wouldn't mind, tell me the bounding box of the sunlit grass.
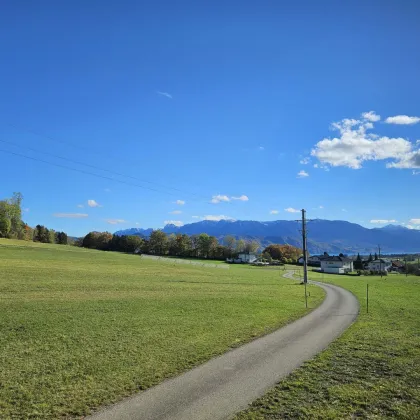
[0,239,324,418]
[236,269,420,419]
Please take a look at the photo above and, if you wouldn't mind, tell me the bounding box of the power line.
[5,123,208,200]
[0,147,190,196]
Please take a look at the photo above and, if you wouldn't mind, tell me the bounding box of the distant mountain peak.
[115,219,420,253]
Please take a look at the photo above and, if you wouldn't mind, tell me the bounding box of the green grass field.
[0,239,324,419]
[236,268,420,419]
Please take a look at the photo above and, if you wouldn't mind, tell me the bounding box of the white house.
[298,253,329,266]
[237,253,258,263]
[321,256,353,274]
[367,259,392,272]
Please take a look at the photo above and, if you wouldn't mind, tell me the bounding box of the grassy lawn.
[0,239,324,419]
[236,269,420,419]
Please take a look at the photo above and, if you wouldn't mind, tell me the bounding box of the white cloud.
[300,157,310,165]
[169,210,182,214]
[164,220,184,226]
[259,146,265,151]
[175,200,185,205]
[53,213,88,218]
[413,170,420,175]
[270,210,279,214]
[88,199,101,208]
[211,195,230,204]
[231,195,249,201]
[203,215,235,221]
[192,216,200,219]
[370,219,397,224]
[105,219,127,224]
[386,151,420,169]
[319,205,324,209]
[135,222,140,225]
[385,115,420,125]
[77,204,84,208]
[409,219,420,225]
[157,91,173,99]
[362,111,381,122]
[311,114,418,169]
[297,170,309,178]
[284,207,300,213]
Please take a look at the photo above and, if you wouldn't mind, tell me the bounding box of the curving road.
[88,272,359,420]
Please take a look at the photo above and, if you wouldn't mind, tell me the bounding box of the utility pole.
[301,209,308,285]
[378,244,382,278]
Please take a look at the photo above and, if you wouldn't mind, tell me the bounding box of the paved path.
[88,271,359,420]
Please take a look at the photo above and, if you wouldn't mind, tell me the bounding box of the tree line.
[0,193,68,245]
[79,230,262,260]
[79,230,303,263]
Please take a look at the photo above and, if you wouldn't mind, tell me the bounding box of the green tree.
[374,252,378,260]
[368,253,373,262]
[149,230,168,255]
[354,253,363,270]
[197,233,212,258]
[235,239,245,254]
[244,240,260,254]
[0,214,11,237]
[224,236,236,257]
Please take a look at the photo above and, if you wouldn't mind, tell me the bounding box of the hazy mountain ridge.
[114,219,420,254]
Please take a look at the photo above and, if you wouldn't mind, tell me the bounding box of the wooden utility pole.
[378,244,382,278]
[301,209,308,285]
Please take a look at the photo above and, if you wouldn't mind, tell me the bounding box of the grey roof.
[322,256,353,262]
[369,259,390,263]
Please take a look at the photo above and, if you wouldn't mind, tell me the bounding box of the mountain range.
[114,219,420,254]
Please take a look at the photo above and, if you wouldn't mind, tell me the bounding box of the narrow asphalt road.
[88,271,359,420]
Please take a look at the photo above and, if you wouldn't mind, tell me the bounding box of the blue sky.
[1,0,419,237]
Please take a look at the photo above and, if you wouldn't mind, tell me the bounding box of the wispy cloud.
[164,220,183,226]
[169,210,182,214]
[284,207,300,213]
[300,157,310,165]
[192,216,200,219]
[211,195,231,204]
[370,219,397,224]
[319,205,324,209]
[53,213,88,218]
[175,200,185,205]
[414,170,420,175]
[88,199,101,208]
[211,194,249,203]
[105,219,127,224]
[77,204,84,208]
[135,222,140,225]
[231,195,249,201]
[342,209,347,212]
[203,215,235,221]
[258,146,265,151]
[157,91,173,99]
[270,210,279,214]
[23,208,30,213]
[385,115,420,125]
[409,218,420,225]
[104,188,111,192]
[297,170,309,178]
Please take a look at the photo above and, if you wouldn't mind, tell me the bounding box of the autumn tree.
[263,244,302,263]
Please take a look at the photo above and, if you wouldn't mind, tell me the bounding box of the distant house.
[391,260,405,272]
[321,256,353,274]
[298,252,329,266]
[226,252,258,264]
[237,253,258,263]
[367,259,392,272]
